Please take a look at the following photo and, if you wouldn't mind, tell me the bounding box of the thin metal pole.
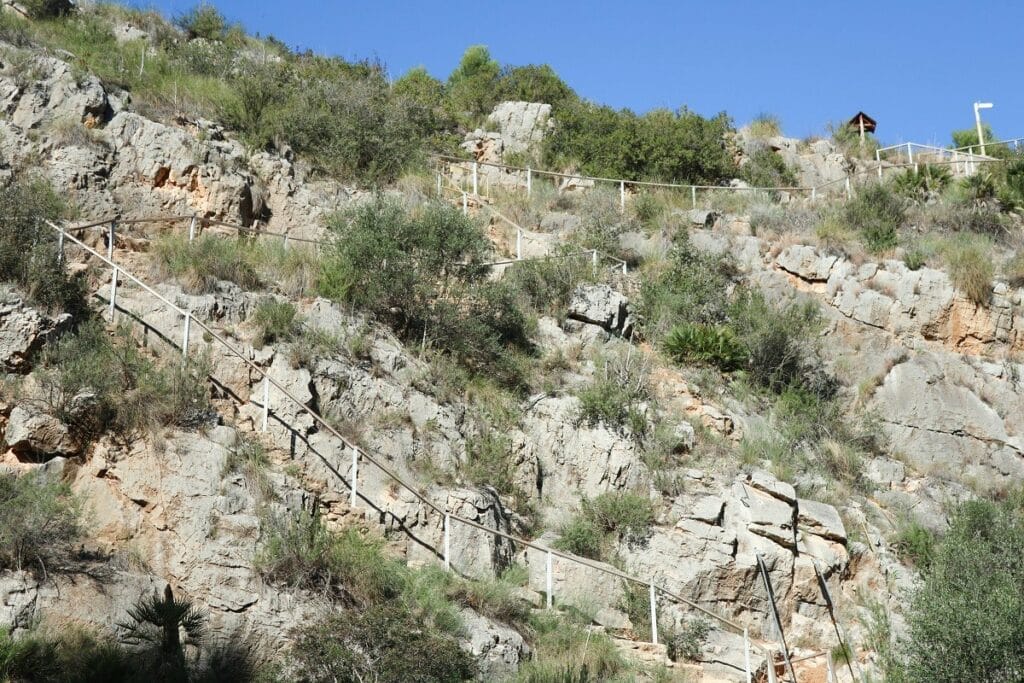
[619,180,625,212]
[436,172,442,199]
[757,554,797,683]
[811,187,817,201]
[621,260,627,275]
[766,652,778,683]
[691,185,696,208]
[182,311,191,358]
[462,192,468,215]
[188,215,196,242]
[744,627,752,683]
[815,561,859,683]
[443,514,451,571]
[261,376,269,432]
[56,225,64,264]
[906,142,914,165]
[108,267,118,321]
[107,220,116,260]
[827,650,835,683]
[526,167,532,197]
[516,228,522,260]
[845,177,852,199]
[876,148,883,179]
[649,582,658,645]
[350,447,358,508]
[591,249,598,277]
[472,161,478,196]
[545,550,553,609]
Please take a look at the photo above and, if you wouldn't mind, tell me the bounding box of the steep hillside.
[1,3,1024,683]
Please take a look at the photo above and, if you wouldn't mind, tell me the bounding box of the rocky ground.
[1,15,1023,683]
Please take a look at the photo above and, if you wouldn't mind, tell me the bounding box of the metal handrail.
[44,218,777,666]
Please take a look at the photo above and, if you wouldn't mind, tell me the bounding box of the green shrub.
[222,435,273,501]
[944,236,994,305]
[665,617,710,662]
[555,492,654,560]
[446,45,500,119]
[152,235,260,294]
[515,612,625,682]
[894,494,1024,682]
[639,231,736,335]
[290,602,475,683]
[576,353,651,436]
[728,291,830,397]
[320,198,534,389]
[1004,253,1024,288]
[250,298,298,348]
[664,323,747,371]
[903,248,927,271]
[0,174,85,315]
[37,321,213,441]
[464,431,518,497]
[545,100,736,184]
[496,64,575,110]
[844,183,904,253]
[741,146,797,191]
[893,520,937,569]
[504,253,594,317]
[176,4,227,40]
[0,472,81,574]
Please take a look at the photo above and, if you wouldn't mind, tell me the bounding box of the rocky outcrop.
[462,101,552,165]
[3,406,76,460]
[0,288,70,373]
[567,283,636,337]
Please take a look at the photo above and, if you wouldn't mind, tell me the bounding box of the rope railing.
[44,217,783,678]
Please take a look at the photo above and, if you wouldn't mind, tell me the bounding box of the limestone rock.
[4,406,77,460]
[460,608,530,680]
[567,284,635,337]
[0,288,70,373]
[797,498,846,543]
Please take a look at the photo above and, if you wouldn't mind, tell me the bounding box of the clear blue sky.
[126,1,1022,146]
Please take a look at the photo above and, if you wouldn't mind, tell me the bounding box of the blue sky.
[126,1,1022,146]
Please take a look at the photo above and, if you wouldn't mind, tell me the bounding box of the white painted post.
[107,220,116,260]
[619,180,625,212]
[108,267,118,321]
[691,185,697,208]
[621,260,627,275]
[591,249,598,277]
[436,172,442,198]
[845,177,852,199]
[648,582,658,645]
[443,514,451,571]
[545,550,553,609]
[526,167,532,197]
[182,311,191,358]
[766,651,778,683]
[876,149,882,179]
[906,142,914,166]
[350,447,358,508]
[743,627,752,683]
[516,228,522,260]
[472,161,478,196]
[826,650,835,683]
[261,376,269,432]
[56,226,64,264]
[188,215,196,242]
[462,192,468,215]
[811,187,817,202]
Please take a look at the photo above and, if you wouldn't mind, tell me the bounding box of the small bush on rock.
[250,298,298,348]
[555,491,654,560]
[176,4,226,41]
[943,236,994,305]
[664,323,747,371]
[844,183,904,253]
[0,472,81,575]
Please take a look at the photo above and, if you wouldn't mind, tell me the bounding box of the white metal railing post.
[691,185,696,208]
[181,311,191,358]
[56,225,64,263]
[188,215,196,242]
[350,447,358,508]
[443,514,451,571]
[811,187,817,201]
[516,228,522,260]
[619,180,625,212]
[876,148,883,179]
[261,375,269,432]
[108,266,118,321]
[591,249,598,277]
[472,161,478,196]
[107,219,116,260]
[462,192,468,215]
[906,142,913,166]
[743,627,752,683]
[621,260,627,275]
[649,582,658,645]
[545,550,553,609]
[766,652,777,683]
[845,177,852,199]
[526,167,532,197]
[826,650,835,683]
[436,172,442,199]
